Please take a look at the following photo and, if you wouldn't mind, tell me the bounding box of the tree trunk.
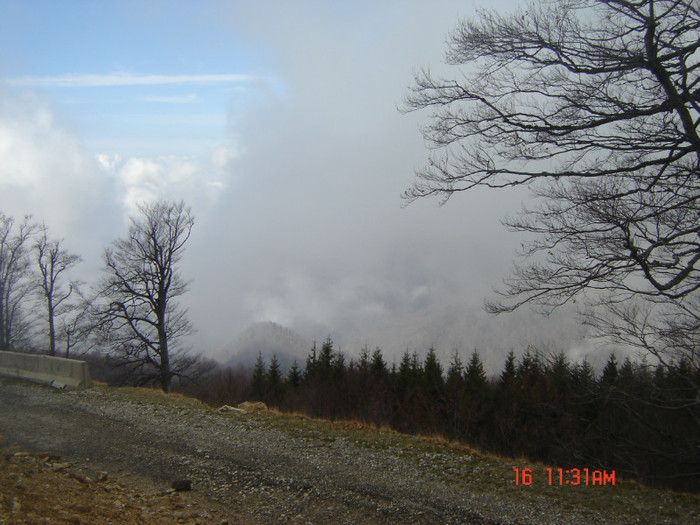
[47,300,56,357]
[159,325,171,393]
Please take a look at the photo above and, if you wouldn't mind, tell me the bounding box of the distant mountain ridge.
[223,321,313,372]
[217,305,599,377]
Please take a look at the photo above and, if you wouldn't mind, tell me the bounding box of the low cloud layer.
[179,1,594,366]
[0,0,602,370]
[7,73,256,88]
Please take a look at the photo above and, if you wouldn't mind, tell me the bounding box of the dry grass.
[97,384,212,410]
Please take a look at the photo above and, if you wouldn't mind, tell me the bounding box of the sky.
[0,0,604,371]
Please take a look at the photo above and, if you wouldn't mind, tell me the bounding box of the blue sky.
[1,1,270,158]
[0,0,595,367]
[1,1,258,76]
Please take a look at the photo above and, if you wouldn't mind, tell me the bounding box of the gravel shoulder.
[0,376,697,524]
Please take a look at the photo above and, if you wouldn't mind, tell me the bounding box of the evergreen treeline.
[183,339,700,492]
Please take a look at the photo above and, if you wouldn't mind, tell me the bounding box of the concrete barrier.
[0,351,92,389]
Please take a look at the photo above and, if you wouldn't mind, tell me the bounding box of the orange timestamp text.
[514,467,615,486]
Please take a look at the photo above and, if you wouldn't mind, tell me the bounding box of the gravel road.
[0,376,693,524]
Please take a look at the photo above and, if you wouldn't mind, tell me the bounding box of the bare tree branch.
[95,200,195,392]
[403,0,700,369]
[0,213,37,350]
[34,226,82,356]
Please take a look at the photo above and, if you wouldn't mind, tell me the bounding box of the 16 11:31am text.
[514,468,615,486]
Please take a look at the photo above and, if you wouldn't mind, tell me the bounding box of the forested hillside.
[166,339,700,492]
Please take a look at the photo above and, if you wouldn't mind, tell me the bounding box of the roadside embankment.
[0,375,698,524]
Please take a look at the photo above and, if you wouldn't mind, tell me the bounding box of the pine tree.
[304,342,318,383]
[446,350,464,387]
[318,337,334,379]
[370,347,387,379]
[358,346,371,373]
[618,357,636,385]
[330,350,349,420]
[395,350,420,398]
[464,350,487,393]
[251,352,266,400]
[445,350,466,437]
[601,353,618,386]
[517,348,544,390]
[266,354,283,406]
[499,351,517,389]
[422,347,444,399]
[332,351,346,381]
[287,360,302,390]
[572,360,595,391]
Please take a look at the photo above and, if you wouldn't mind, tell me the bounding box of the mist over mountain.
[218,297,610,377]
[222,322,313,372]
[2,1,608,375]
[304,302,605,374]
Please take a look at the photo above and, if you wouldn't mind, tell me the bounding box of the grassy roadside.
[246,408,698,523]
[92,383,700,522]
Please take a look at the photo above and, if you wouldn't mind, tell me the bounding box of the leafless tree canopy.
[97,200,195,392]
[0,213,37,351]
[404,0,699,368]
[35,227,82,356]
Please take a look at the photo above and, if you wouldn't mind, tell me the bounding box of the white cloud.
[178,0,592,364]
[0,90,120,271]
[0,92,93,196]
[95,153,122,170]
[0,84,238,257]
[118,157,167,186]
[140,93,197,104]
[1,1,589,367]
[210,142,240,171]
[7,73,257,88]
[95,148,236,219]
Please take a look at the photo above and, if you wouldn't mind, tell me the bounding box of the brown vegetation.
[0,438,231,524]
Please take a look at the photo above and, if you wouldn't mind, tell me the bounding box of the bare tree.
[97,200,195,392]
[35,227,82,356]
[0,213,37,351]
[403,0,700,369]
[60,291,99,359]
